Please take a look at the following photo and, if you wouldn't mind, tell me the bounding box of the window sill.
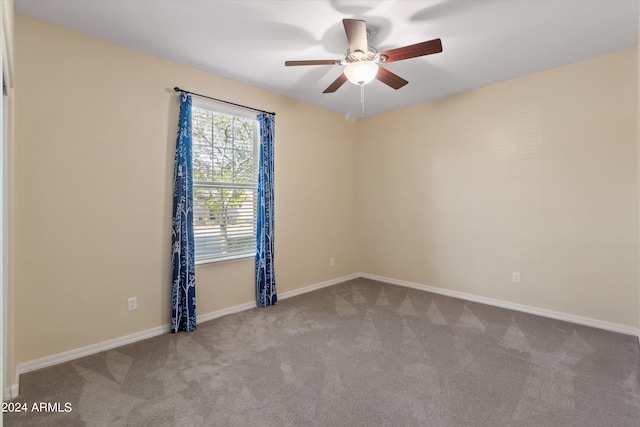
[195,252,256,266]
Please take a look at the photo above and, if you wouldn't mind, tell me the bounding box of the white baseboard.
[9,271,639,398]
[197,273,360,322]
[17,324,170,378]
[278,273,361,300]
[3,383,18,401]
[196,301,257,323]
[15,299,259,380]
[10,273,360,397]
[361,273,640,338]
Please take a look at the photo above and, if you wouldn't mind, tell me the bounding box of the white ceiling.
[15,0,640,119]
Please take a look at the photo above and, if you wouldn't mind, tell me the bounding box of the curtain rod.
[173,87,275,116]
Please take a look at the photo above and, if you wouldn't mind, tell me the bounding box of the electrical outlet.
[330,257,335,267]
[128,297,137,311]
[512,272,521,284]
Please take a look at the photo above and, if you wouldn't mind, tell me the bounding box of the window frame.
[191,99,260,265]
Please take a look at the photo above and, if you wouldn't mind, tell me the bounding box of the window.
[191,100,259,263]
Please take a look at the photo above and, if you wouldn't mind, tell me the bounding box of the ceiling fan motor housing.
[344,46,378,64]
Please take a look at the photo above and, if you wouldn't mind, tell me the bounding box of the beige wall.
[14,14,360,365]
[358,48,639,327]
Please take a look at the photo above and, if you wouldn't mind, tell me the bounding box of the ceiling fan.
[285,19,443,93]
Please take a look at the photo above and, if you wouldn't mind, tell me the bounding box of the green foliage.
[192,108,256,185]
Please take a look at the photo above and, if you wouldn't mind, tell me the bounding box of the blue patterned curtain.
[171,93,196,332]
[256,113,277,307]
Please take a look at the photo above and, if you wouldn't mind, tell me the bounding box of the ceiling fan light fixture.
[344,61,379,85]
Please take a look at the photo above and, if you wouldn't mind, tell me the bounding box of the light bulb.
[344,62,379,85]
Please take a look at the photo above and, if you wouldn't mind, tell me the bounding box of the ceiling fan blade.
[343,19,368,53]
[285,60,342,66]
[379,38,442,63]
[375,66,409,90]
[323,73,348,93]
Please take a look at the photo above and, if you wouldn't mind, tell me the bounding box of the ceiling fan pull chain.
[360,83,365,118]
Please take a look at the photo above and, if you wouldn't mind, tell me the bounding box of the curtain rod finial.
[174,87,181,93]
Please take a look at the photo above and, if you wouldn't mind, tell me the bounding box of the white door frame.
[1,0,14,401]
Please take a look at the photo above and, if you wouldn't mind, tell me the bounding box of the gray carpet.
[4,278,640,426]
